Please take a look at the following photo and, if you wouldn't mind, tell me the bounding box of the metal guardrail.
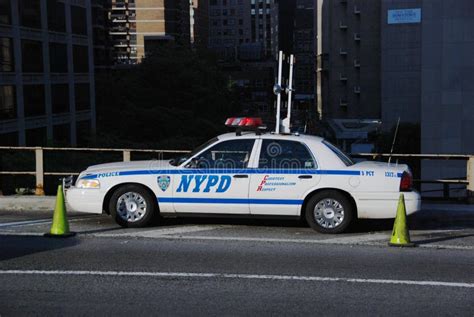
[0,146,189,195]
[0,147,473,201]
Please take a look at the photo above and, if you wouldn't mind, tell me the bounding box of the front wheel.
[109,184,157,228]
[305,190,354,234]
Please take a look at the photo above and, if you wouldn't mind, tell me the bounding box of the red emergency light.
[225,117,263,128]
[225,117,265,136]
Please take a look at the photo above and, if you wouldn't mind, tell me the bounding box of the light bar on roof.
[225,117,263,128]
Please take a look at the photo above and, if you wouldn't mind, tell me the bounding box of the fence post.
[35,147,45,195]
[123,150,131,162]
[467,156,474,204]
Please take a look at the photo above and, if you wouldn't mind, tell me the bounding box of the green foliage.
[94,43,242,149]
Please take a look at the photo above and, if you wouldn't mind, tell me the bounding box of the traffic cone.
[44,185,76,238]
[388,194,415,247]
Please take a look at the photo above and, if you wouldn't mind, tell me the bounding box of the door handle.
[298,175,313,179]
[233,174,249,179]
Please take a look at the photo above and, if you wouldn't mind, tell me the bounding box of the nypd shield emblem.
[157,175,170,192]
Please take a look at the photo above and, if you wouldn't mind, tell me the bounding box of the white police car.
[66,117,421,234]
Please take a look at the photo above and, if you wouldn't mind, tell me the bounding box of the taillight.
[400,171,413,192]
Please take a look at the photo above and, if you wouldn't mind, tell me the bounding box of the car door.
[172,138,257,214]
[249,139,318,216]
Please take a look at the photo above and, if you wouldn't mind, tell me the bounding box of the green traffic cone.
[388,194,415,247]
[44,185,76,238]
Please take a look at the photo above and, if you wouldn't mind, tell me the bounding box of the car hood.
[85,160,175,173]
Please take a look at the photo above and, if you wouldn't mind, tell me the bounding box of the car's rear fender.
[301,188,358,219]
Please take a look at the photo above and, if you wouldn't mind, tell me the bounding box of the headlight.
[76,179,100,189]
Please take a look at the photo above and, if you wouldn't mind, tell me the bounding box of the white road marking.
[95,225,225,238]
[151,234,390,245]
[0,219,52,228]
[0,215,100,228]
[0,270,472,288]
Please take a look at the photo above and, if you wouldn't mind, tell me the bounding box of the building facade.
[380,0,422,130]
[381,0,474,191]
[0,0,96,146]
[92,0,112,70]
[208,0,278,61]
[191,0,209,50]
[293,0,316,116]
[317,0,381,120]
[109,0,190,66]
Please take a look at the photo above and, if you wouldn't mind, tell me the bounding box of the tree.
[94,43,242,149]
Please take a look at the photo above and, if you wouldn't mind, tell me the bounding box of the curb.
[0,196,56,212]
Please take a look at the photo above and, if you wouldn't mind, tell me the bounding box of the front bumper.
[65,187,105,214]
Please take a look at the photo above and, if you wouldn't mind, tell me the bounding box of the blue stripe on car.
[158,197,303,205]
[80,169,362,179]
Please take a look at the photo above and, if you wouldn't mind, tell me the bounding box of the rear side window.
[323,140,354,166]
[259,140,316,169]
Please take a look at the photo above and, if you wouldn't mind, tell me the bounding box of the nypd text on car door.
[170,138,257,214]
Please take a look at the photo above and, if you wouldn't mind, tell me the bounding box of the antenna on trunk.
[388,117,401,164]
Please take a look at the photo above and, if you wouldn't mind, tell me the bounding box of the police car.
[66,117,421,234]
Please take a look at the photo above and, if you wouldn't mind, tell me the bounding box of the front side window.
[259,139,316,169]
[191,139,255,169]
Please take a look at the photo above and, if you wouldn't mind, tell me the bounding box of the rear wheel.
[305,190,354,234]
[109,184,157,228]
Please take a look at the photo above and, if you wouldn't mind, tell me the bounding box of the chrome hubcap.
[314,198,344,229]
[116,192,147,222]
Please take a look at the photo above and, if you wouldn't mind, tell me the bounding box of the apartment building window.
[0,37,13,72]
[53,123,70,145]
[75,84,90,111]
[25,127,47,146]
[0,132,17,145]
[22,40,43,72]
[23,85,45,117]
[76,120,90,146]
[19,0,41,29]
[51,84,69,113]
[49,43,68,73]
[71,5,87,35]
[47,0,66,32]
[0,85,16,120]
[73,45,89,73]
[210,0,217,5]
[0,0,11,25]
[94,48,105,66]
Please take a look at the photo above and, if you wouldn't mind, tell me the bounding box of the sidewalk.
[0,195,473,213]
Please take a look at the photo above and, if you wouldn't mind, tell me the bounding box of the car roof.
[216,131,325,143]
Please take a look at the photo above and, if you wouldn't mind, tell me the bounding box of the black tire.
[109,184,158,228]
[305,190,354,234]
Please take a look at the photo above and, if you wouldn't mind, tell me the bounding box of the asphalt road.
[0,205,473,316]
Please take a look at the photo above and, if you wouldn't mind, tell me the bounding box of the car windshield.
[322,140,355,166]
[169,137,218,166]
